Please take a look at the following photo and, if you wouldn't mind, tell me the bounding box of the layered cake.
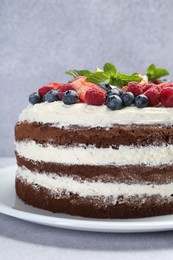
[15,63,173,218]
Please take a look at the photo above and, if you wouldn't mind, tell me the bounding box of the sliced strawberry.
[48,82,62,90]
[159,82,173,89]
[138,74,148,85]
[58,83,75,100]
[122,86,128,92]
[38,85,54,96]
[71,77,106,102]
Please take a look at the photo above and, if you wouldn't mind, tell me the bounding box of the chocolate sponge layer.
[16,154,173,185]
[16,177,173,219]
[15,122,173,148]
[15,120,173,218]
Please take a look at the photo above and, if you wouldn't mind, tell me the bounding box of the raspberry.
[142,83,161,93]
[160,87,173,107]
[71,77,106,102]
[38,85,53,97]
[58,83,75,100]
[153,79,161,84]
[144,88,160,107]
[84,89,105,106]
[126,82,143,97]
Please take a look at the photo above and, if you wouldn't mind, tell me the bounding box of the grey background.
[1,0,173,156]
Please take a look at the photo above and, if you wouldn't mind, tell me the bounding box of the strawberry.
[122,86,128,92]
[144,88,160,106]
[84,89,105,106]
[48,82,62,90]
[160,87,173,107]
[71,77,106,102]
[138,74,148,85]
[38,85,54,97]
[159,82,173,89]
[58,83,75,100]
[126,82,143,97]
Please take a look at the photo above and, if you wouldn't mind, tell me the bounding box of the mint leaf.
[147,64,169,82]
[147,64,156,77]
[66,70,80,77]
[110,77,123,88]
[66,70,91,78]
[116,72,142,85]
[103,62,116,76]
[86,72,109,84]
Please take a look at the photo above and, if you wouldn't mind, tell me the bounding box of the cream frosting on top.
[18,102,173,128]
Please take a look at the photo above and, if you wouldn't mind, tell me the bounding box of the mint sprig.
[147,64,169,82]
[65,62,170,87]
[66,70,92,78]
[66,62,142,87]
[85,62,142,87]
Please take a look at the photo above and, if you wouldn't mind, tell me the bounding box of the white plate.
[1,166,173,233]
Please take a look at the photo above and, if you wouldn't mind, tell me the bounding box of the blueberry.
[62,90,78,105]
[106,87,122,98]
[160,78,169,83]
[121,92,135,106]
[106,95,123,110]
[98,83,111,91]
[135,94,148,108]
[29,92,42,105]
[43,90,58,102]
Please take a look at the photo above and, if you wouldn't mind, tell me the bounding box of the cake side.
[15,63,173,218]
[15,103,173,218]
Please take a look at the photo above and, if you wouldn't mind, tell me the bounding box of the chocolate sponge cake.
[15,102,173,218]
[15,63,173,218]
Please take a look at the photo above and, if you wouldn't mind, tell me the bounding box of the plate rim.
[1,165,173,233]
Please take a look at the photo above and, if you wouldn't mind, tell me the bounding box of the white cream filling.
[18,102,173,128]
[16,167,173,200]
[16,141,173,166]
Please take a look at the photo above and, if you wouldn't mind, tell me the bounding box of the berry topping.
[62,90,78,105]
[38,86,53,97]
[71,77,106,102]
[98,83,111,91]
[142,83,155,93]
[106,95,123,110]
[160,82,173,89]
[58,83,75,100]
[106,88,122,98]
[144,88,160,106]
[48,82,62,89]
[29,92,42,105]
[85,89,105,106]
[126,82,143,97]
[135,94,148,108]
[152,79,161,84]
[43,90,59,102]
[160,87,173,107]
[121,92,134,106]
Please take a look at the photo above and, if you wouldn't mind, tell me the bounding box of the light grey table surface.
[1,158,173,260]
